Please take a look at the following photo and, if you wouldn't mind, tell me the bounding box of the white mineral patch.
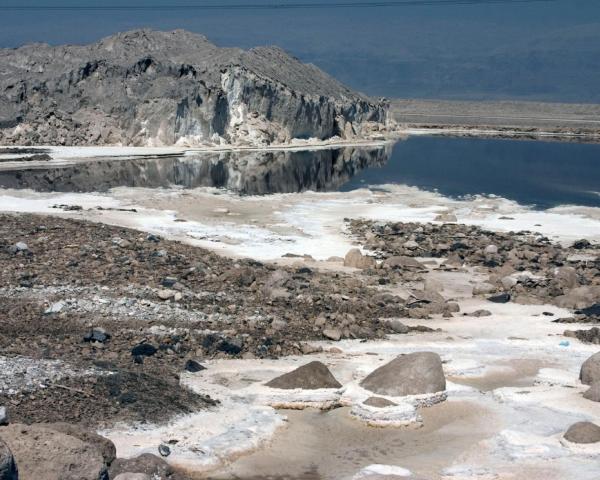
[351,464,413,479]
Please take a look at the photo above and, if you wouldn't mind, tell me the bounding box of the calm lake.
[1,136,600,209]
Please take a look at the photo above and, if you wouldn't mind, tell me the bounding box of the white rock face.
[0,29,388,147]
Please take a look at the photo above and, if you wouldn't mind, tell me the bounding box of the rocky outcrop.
[0,29,388,147]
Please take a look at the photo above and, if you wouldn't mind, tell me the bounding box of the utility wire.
[0,0,558,11]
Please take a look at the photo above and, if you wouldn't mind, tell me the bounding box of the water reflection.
[0,146,391,195]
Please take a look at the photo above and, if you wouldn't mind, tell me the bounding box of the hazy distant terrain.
[392,99,600,130]
[1,0,599,103]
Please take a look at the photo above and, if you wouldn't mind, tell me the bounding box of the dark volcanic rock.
[0,29,387,147]
[265,361,342,390]
[360,352,446,397]
[487,293,511,304]
[563,422,600,444]
[131,344,158,357]
[184,359,206,373]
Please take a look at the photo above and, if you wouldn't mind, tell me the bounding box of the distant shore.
[392,99,600,142]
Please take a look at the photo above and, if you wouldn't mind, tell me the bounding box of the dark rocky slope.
[0,29,388,147]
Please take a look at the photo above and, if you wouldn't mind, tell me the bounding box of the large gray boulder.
[563,422,600,444]
[580,352,600,385]
[266,361,342,390]
[0,29,387,147]
[0,424,108,480]
[360,352,446,397]
[0,438,17,480]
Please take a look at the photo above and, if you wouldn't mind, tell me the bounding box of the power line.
[0,0,558,11]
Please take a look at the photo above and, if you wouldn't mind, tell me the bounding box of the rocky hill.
[0,29,388,147]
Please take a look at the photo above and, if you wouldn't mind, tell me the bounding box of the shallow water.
[341,136,600,209]
[2,137,600,210]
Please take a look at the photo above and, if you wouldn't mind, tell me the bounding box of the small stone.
[161,277,177,287]
[388,320,409,334]
[44,301,65,314]
[471,309,493,317]
[363,396,397,408]
[131,344,157,357]
[572,239,592,250]
[213,207,230,214]
[184,359,206,373]
[343,249,376,269]
[403,240,419,250]
[434,213,457,223]
[323,328,342,341]
[14,242,28,252]
[158,444,171,457]
[83,327,110,344]
[472,282,496,295]
[157,289,175,301]
[487,293,511,304]
[484,245,498,255]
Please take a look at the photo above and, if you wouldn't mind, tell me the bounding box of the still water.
[1,136,599,209]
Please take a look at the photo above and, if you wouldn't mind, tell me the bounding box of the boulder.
[471,309,492,317]
[583,382,600,402]
[109,454,172,480]
[265,361,342,390]
[435,213,457,223]
[131,344,157,357]
[44,423,116,466]
[362,397,397,408]
[563,422,600,444]
[555,286,600,309]
[184,359,206,373]
[580,352,600,385]
[388,320,409,334]
[384,256,423,270]
[0,438,17,480]
[484,244,499,255]
[360,352,446,397]
[487,293,511,304]
[472,283,496,295]
[344,249,376,269]
[0,423,108,480]
[322,328,342,341]
[553,266,578,289]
